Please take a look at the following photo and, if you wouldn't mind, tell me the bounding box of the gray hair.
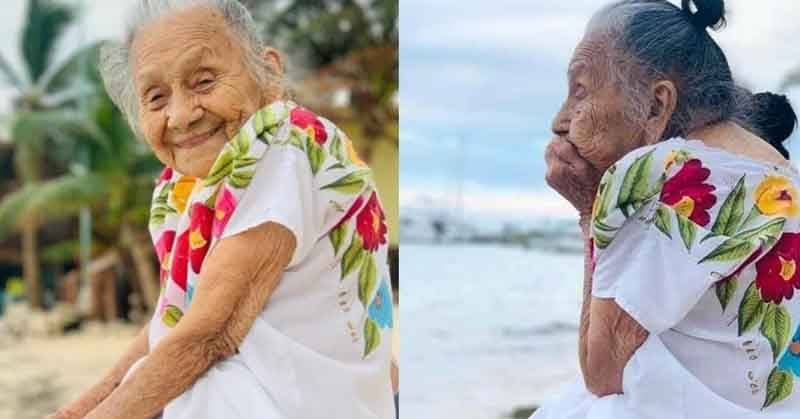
[585,0,741,141]
[99,0,284,137]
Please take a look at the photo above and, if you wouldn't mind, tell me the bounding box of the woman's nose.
[167,93,203,131]
[551,109,570,137]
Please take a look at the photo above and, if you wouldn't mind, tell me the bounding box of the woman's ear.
[645,80,677,143]
[261,47,284,76]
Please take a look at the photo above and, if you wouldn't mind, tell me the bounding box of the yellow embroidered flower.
[170,176,198,214]
[754,175,800,217]
[779,256,797,282]
[189,228,208,250]
[347,139,367,167]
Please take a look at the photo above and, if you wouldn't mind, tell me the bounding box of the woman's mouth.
[174,126,223,149]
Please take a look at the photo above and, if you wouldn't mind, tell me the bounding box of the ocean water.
[400,243,585,419]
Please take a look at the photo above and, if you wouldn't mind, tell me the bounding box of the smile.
[174,126,223,149]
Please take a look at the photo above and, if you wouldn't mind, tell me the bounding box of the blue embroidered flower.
[186,284,195,306]
[368,279,393,329]
[778,326,800,377]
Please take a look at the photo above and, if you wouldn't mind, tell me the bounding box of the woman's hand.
[545,136,603,220]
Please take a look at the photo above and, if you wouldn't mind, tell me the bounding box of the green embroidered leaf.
[363,318,381,358]
[677,214,696,251]
[329,223,347,254]
[739,204,762,232]
[761,303,792,361]
[204,147,236,186]
[341,234,366,278]
[617,150,654,217]
[715,277,737,312]
[593,174,614,222]
[288,128,306,151]
[739,281,766,336]
[229,169,255,189]
[162,305,183,328]
[307,137,326,175]
[698,238,754,264]
[358,254,377,307]
[710,175,746,237]
[326,162,346,171]
[763,368,794,409]
[654,205,672,238]
[232,130,251,156]
[593,219,618,233]
[329,130,346,163]
[593,231,613,249]
[233,156,259,170]
[736,218,786,248]
[321,170,371,195]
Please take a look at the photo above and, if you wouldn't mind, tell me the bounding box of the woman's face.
[550,35,646,173]
[131,7,280,177]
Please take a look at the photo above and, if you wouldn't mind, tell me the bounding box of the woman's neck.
[687,120,790,166]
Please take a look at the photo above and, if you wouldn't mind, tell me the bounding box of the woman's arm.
[578,215,648,397]
[51,323,151,418]
[85,221,296,419]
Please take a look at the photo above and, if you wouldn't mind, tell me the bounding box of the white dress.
[534,138,800,419]
[124,101,395,419]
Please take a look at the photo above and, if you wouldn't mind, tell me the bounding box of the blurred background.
[0,1,396,418]
[399,0,800,418]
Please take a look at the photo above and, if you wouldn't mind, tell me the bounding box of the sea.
[400,243,585,419]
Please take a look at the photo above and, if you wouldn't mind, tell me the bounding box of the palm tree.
[0,41,164,314]
[0,0,100,309]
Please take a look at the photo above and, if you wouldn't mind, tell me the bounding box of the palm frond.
[38,41,102,95]
[21,0,76,83]
[0,52,26,91]
[13,108,111,152]
[781,67,800,91]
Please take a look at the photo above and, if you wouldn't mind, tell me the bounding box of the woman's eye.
[145,91,166,109]
[196,78,215,90]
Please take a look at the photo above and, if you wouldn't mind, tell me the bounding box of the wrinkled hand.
[44,407,81,419]
[545,136,603,218]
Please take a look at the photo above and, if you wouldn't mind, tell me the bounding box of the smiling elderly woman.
[537,1,800,418]
[50,1,394,418]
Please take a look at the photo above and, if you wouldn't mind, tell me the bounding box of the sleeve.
[219,108,373,267]
[219,146,316,267]
[590,144,789,334]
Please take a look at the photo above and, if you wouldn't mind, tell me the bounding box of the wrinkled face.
[551,35,645,173]
[131,7,273,177]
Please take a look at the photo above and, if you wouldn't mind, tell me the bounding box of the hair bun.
[752,92,798,145]
[681,0,726,30]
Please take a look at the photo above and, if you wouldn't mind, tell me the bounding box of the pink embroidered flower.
[356,192,387,252]
[212,187,237,239]
[171,230,190,291]
[155,230,176,285]
[189,203,214,274]
[157,167,173,184]
[290,107,327,145]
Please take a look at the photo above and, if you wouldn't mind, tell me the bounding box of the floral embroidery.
[755,175,800,217]
[189,202,214,274]
[755,233,800,304]
[368,279,393,329]
[356,191,387,252]
[290,107,328,145]
[148,101,389,362]
[590,142,800,409]
[660,159,716,226]
[212,187,237,239]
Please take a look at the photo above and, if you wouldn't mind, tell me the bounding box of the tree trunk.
[21,217,42,309]
[120,222,159,312]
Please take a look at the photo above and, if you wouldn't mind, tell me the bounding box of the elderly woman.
[50,1,394,418]
[538,1,800,418]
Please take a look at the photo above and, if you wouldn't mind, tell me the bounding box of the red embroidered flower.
[334,196,365,230]
[189,203,214,274]
[356,192,387,252]
[755,232,800,304]
[171,229,190,291]
[660,159,717,226]
[157,167,173,184]
[155,230,176,285]
[212,187,237,239]
[290,107,327,145]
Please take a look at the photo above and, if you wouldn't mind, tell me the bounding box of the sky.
[400,0,800,227]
